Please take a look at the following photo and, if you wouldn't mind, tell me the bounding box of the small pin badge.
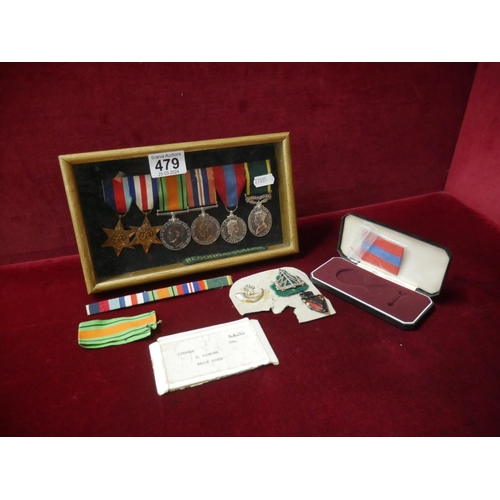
[300,291,328,313]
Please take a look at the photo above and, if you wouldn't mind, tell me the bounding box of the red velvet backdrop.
[5,63,500,439]
[0,63,476,265]
[2,192,500,437]
[446,62,500,226]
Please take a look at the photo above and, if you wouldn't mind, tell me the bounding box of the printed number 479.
[155,158,179,171]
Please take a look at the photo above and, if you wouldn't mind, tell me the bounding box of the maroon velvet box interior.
[312,257,432,326]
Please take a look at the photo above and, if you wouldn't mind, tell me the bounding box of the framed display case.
[59,132,299,294]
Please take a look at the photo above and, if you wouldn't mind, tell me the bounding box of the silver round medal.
[248,204,272,237]
[221,213,247,244]
[191,213,220,245]
[160,218,191,251]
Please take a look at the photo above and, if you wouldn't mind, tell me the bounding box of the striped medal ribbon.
[125,175,162,253]
[78,311,160,348]
[186,167,220,245]
[85,275,233,315]
[213,164,247,244]
[157,175,191,250]
[360,235,405,275]
[244,159,273,237]
[101,175,135,256]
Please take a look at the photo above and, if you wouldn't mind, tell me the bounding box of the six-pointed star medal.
[102,218,135,256]
[130,216,162,253]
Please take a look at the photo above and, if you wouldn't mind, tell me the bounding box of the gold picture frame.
[59,132,299,294]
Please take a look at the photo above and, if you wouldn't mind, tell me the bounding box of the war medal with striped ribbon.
[186,167,220,245]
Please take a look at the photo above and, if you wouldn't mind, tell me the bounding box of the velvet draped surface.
[2,62,500,437]
[2,193,500,436]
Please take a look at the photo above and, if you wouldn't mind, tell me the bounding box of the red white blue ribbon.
[102,176,133,215]
[126,175,158,212]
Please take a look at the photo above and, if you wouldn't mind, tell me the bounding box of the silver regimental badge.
[221,212,247,244]
[191,212,220,245]
[160,216,191,251]
[248,203,272,237]
[235,285,264,303]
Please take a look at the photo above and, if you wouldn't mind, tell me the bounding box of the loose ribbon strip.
[86,275,233,315]
[213,163,246,208]
[186,167,217,208]
[360,236,405,275]
[78,311,160,349]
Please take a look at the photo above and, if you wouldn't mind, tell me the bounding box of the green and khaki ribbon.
[244,159,272,196]
[78,311,160,349]
[158,175,187,212]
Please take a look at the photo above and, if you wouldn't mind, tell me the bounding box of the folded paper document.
[149,318,278,395]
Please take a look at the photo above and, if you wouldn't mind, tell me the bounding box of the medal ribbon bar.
[85,275,233,315]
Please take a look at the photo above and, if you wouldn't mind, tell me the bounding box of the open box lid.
[338,213,452,297]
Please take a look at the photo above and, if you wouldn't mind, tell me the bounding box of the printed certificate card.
[149,318,279,395]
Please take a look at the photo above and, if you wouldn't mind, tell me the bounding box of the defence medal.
[101,174,135,256]
[157,174,191,251]
[213,163,247,244]
[244,160,273,237]
[127,175,162,253]
[186,167,220,245]
[159,215,191,251]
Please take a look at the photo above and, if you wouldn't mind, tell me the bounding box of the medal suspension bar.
[156,203,219,217]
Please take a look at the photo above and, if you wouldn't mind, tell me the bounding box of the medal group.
[101,160,274,256]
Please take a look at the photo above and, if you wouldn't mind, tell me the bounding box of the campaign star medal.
[102,217,135,256]
[186,167,220,245]
[157,174,191,251]
[213,163,247,244]
[101,174,135,256]
[127,175,162,253]
[130,213,162,253]
[300,291,329,314]
[244,160,273,237]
